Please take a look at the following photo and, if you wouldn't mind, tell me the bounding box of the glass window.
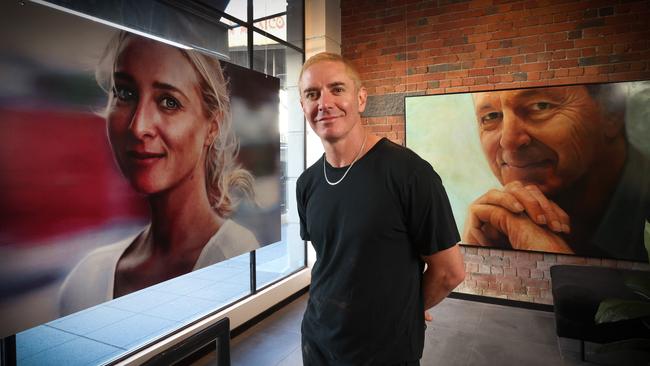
[222,0,247,23]
[225,23,251,68]
[252,33,305,289]
[253,0,304,50]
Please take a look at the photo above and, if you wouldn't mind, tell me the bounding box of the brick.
[489,281,500,291]
[547,41,575,51]
[568,30,582,40]
[501,283,525,294]
[550,59,579,69]
[466,262,479,273]
[536,261,554,270]
[469,68,493,77]
[478,248,491,257]
[543,254,557,263]
[557,256,587,265]
[535,296,554,305]
[513,72,528,81]
[486,256,508,267]
[488,249,503,257]
[516,267,531,278]
[477,279,490,289]
[443,36,468,46]
[445,86,470,93]
[599,7,614,17]
[578,56,608,66]
[523,278,550,289]
[530,269,544,279]
[576,18,605,29]
[520,62,548,72]
[491,265,504,275]
[427,63,462,73]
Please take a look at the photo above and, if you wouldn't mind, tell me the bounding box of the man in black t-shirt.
[296,52,466,365]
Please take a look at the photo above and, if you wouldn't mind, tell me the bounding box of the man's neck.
[323,126,367,167]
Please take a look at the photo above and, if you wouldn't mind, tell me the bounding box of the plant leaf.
[595,298,650,324]
[623,271,650,300]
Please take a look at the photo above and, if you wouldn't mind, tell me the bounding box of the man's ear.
[205,113,220,147]
[357,86,368,113]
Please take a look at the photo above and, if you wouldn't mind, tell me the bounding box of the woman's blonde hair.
[97,32,254,217]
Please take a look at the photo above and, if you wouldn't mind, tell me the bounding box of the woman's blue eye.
[160,96,180,110]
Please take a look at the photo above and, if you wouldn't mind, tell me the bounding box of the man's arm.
[422,244,465,313]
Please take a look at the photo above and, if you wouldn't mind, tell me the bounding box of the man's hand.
[462,181,573,254]
[424,310,433,322]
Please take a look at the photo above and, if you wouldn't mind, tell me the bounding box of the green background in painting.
[405,94,500,236]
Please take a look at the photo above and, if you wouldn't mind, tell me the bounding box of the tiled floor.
[225,293,646,366]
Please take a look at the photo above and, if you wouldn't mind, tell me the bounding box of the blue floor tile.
[104,289,178,313]
[146,296,220,322]
[85,313,178,349]
[20,336,122,366]
[188,281,250,303]
[48,305,134,335]
[188,264,248,282]
[148,276,215,296]
[16,325,77,361]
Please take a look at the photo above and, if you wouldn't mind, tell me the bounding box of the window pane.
[253,0,303,50]
[225,24,250,68]
[222,0,247,22]
[253,32,305,289]
[256,229,305,288]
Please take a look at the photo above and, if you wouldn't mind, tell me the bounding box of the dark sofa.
[550,264,650,361]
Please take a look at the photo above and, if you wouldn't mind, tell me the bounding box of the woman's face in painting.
[107,36,217,195]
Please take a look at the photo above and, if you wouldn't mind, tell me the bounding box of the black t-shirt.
[296,138,460,364]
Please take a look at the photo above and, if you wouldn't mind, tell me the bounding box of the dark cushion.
[550,264,650,343]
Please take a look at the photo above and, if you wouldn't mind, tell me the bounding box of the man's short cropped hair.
[299,52,363,90]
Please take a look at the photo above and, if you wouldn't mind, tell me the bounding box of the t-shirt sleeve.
[296,176,310,241]
[405,160,460,256]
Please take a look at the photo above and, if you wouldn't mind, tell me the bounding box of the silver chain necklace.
[323,134,367,186]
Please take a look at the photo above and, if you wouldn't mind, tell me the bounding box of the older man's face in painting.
[472,86,611,196]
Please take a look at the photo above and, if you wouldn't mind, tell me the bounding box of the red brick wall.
[341,0,650,304]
